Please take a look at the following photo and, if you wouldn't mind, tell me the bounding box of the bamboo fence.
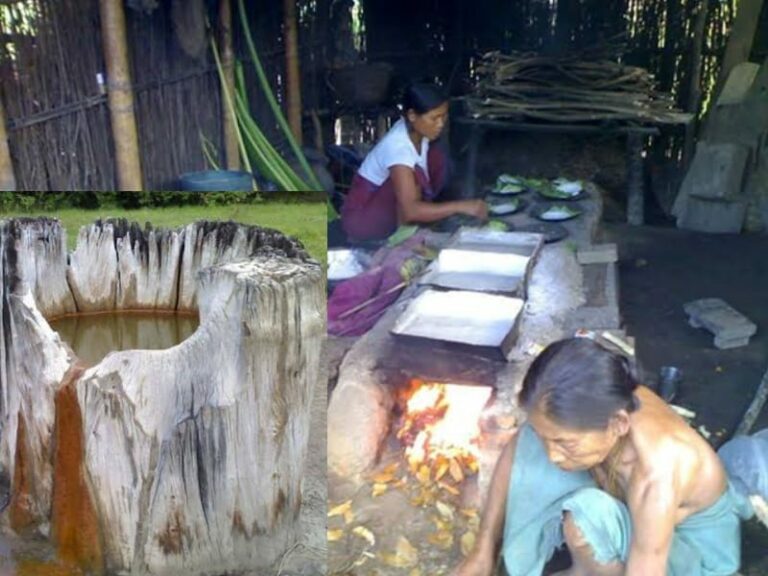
[0,0,758,188]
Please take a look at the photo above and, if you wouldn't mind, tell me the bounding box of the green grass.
[0,203,326,265]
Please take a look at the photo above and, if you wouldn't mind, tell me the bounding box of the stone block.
[577,243,618,265]
[714,334,752,350]
[680,142,750,201]
[677,195,748,234]
[699,307,756,340]
[685,298,757,343]
[684,298,724,319]
[717,62,761,106]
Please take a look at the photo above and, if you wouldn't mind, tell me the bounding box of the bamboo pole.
[683,0,712,168]
[219,0,240,171]
[0,97,16,191]
[284,0,303,146]
[734,366,768,437]
[99,0,143,191]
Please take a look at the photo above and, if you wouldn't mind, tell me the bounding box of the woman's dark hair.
[402,83,448,115]
[518,338,639,430]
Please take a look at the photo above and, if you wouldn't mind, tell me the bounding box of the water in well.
[48,312,200,366]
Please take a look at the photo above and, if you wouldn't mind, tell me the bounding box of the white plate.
[490,202,519,215]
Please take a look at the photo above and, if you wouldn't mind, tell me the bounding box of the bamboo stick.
[219,0,240,171]
[0,97,16,191]
[284,0,303,146]
[99,0,143,191]
[734,366,768,437]
[336,281,408,320]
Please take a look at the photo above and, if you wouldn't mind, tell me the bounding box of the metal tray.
[418,229,544,295]
[391,290,525,356]
[419,249,528,293]
[445,229,543,257]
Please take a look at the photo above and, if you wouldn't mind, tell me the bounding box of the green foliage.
[0,193,264,211]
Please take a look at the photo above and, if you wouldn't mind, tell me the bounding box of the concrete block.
[714,334,752,350]
[677,195,748,234]
[577,243,618,265]
[717,62,761,106]
[681,142,750,201]
[685,298,757,342]
[684,298,724,320]
[700,308,756,340]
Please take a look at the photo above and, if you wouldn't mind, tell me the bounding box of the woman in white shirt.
[340,84,488,241]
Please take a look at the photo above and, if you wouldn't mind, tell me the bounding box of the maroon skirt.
[341,144,448,241]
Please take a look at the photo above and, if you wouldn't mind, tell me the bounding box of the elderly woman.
[340,83,487,241]
[455,338,753,576]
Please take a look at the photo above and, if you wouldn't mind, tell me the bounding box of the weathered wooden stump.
[0,218,323,575]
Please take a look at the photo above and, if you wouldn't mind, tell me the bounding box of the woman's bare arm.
[625,470,679,576]
[390,165,488,224]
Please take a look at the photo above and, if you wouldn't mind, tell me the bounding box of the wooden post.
[626,132,645,226]
[0,97,16,191]
[219,0,240,171]
[284,0,303,145]
[683,0,712,168]
[99,0,143,191]
[715,0,765,97]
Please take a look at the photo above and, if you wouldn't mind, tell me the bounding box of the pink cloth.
[341,144,448,242]
[328,232,429,336]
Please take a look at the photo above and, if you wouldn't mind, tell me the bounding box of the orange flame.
[397,380,492,475]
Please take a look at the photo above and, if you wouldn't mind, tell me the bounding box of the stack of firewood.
[463,46,690,125]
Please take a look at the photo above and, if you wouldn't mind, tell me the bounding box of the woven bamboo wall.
[0,0,761,189]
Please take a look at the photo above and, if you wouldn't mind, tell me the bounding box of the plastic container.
[179,170,253,191]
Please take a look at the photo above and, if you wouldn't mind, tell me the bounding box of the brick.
[577,244,618,265]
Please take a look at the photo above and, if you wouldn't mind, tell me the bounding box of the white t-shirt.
[357,118,430,186]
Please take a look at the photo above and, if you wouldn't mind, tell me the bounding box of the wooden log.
[0,218,322,574]
[715,0,765,98]
[0,97,15,191]
[219,0,240,171]
[99,0,144,191]
[74,255,323,573]
[284,0,303,145]
[66,220,310,312]
[0,221,73,529]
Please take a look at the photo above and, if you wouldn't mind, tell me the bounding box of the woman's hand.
[460,199,489,220]
[451,546,495,576]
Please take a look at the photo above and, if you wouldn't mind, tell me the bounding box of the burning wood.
[395,380,492,489]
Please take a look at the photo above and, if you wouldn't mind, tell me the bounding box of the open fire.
[396,379,493,483]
